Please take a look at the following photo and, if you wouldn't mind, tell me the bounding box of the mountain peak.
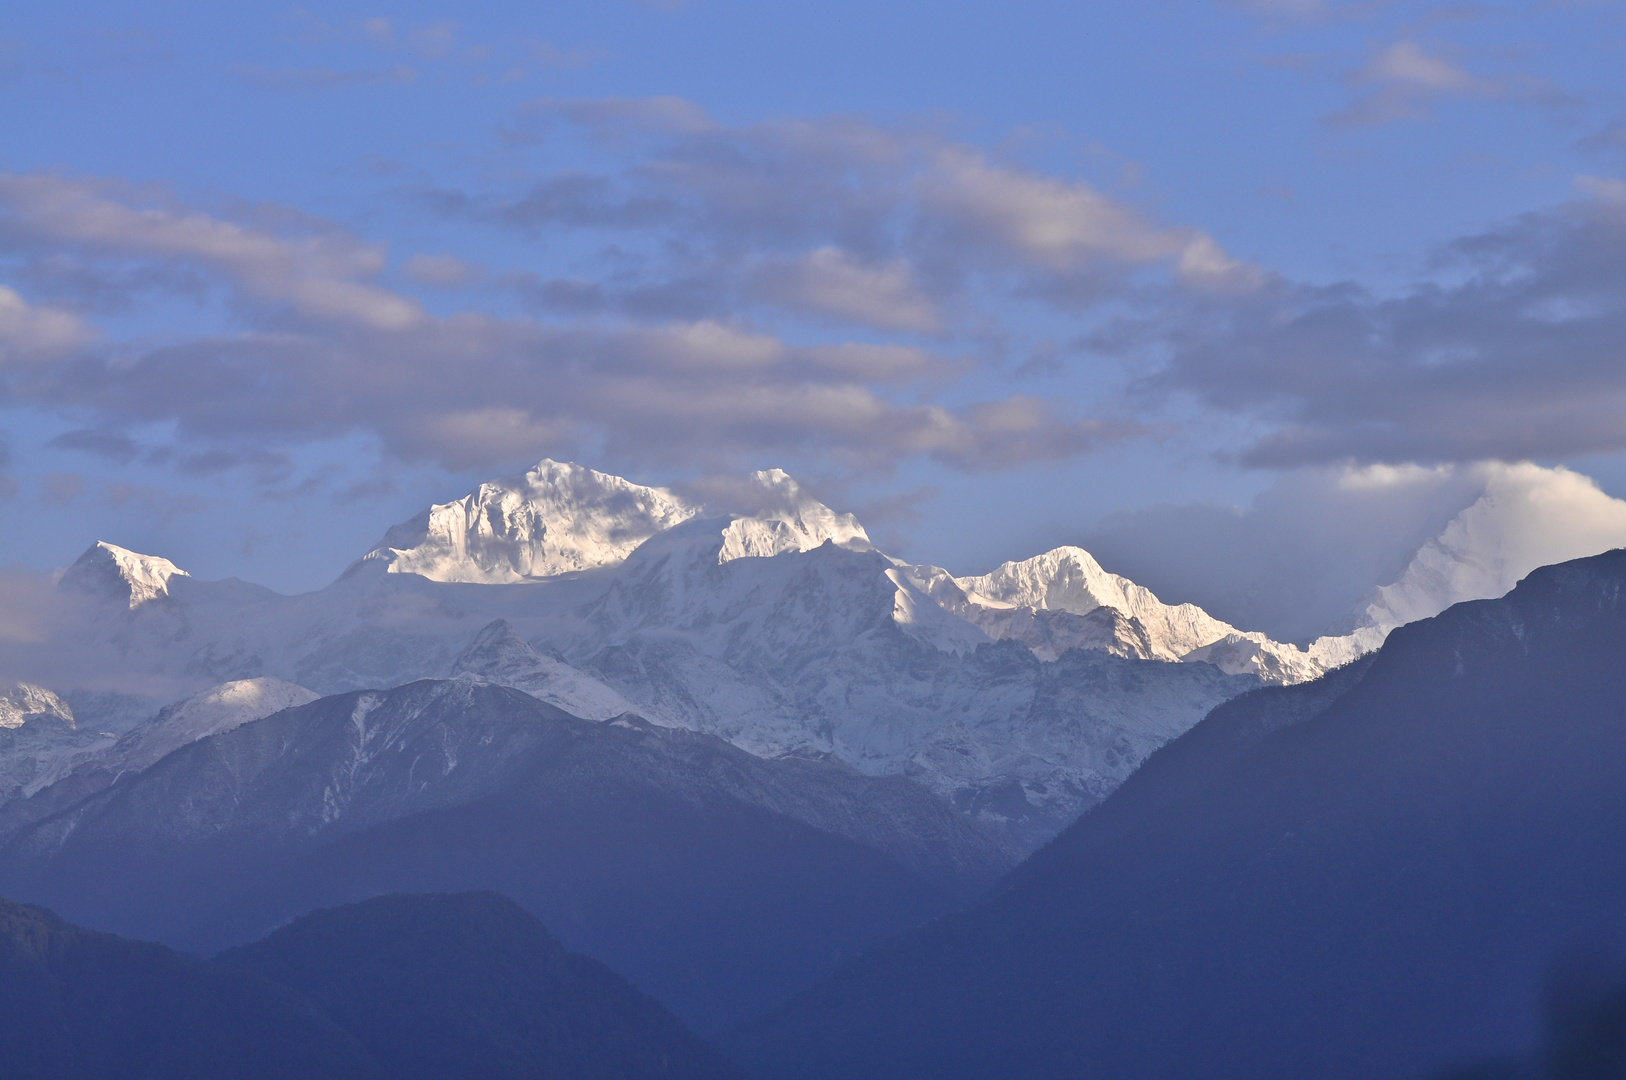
[0,682,76,730]
[955,545,1243,660]
[59,541,189,609]
[358,459,701,584]
[357,460,871,583]
[946,545,1356,683]
[112,677,319,774]
[717,469,871,563]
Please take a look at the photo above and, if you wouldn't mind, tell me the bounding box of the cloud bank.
[1084,462,1626,643]
[4,95,1626,501]
[0,164,1150,477]
[1123,180,1626,468]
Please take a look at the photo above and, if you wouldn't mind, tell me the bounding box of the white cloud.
[0,174,421,330]
[0,286,94,361]
[1326,39,1570,128]
[1082,462,1626,643]
[0,173,1122,476]
[1358,40,1485,94]
[752,247,942,333]
[917,146,1249,284]
[1360,463,1626,629]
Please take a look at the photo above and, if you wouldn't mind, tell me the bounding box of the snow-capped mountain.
[359,461,872,584]
[0,682,113,800]
[110,677,319,774]
[357,459,701,583]
[899,548,1353,683]
[58,541,189,609]
[0,676,319,821]
[0,683,75,730]
[712,469,873,562]
[11,456,1611,849]
[0,677,1015,1029]
[450,621,638,722]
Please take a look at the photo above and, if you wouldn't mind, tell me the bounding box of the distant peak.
[60,541,189,609]
[354,460,876,583]
[0,682,76,731]
[357,460,702,584]
[716,470,871,564]
[451,619,542,678]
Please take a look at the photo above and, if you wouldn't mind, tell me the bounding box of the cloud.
[0,284,94,360]
[1325,37,1578,128]
[0,569,59,645]
[7,91,1623,493]
[1326,39,1498,127]
[915,145,1245,286]
[517,40,602,72]
[1357,462,1626,629]
[1579,118,1626,155]
[0,174,421,330]
[1119,179,1626,467]
[0,172,1125,477]
[1080,461,1626,642]
[403,252,481,287]
[0,429,13,500]
[750,248,942,333]
[48,428,140,462]
[446,98,1256,323]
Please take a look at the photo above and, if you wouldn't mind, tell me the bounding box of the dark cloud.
[48,428,140,462]
[102,481,208,521]
[1080,465,1487,641]
[1579,118,1626,155]
[8,255,212,314]
[1124,179,1626,467]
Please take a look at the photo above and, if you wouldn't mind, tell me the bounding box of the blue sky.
[3,0,1626,620]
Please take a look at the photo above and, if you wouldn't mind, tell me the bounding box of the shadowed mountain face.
[0,891,742,1080]
[725,550,1626,1080]
[0,679,1011,1032]
[217,892,745,1080]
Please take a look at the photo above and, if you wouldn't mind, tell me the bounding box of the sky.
[4,0,1626,636]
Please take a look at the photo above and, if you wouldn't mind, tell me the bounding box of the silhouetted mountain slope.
[726,549,1626,1080]
[217,892,744,1080]
[0,679,1007,1030]
[0,891,740,1080]
[0,895,378,1080]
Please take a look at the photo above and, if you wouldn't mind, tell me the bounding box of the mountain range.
[0,889,741,1079]
[724,548,1626,1079]
[0,458,1623,1066]
[0,674,1010,1031]
[0,458,1530,848]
